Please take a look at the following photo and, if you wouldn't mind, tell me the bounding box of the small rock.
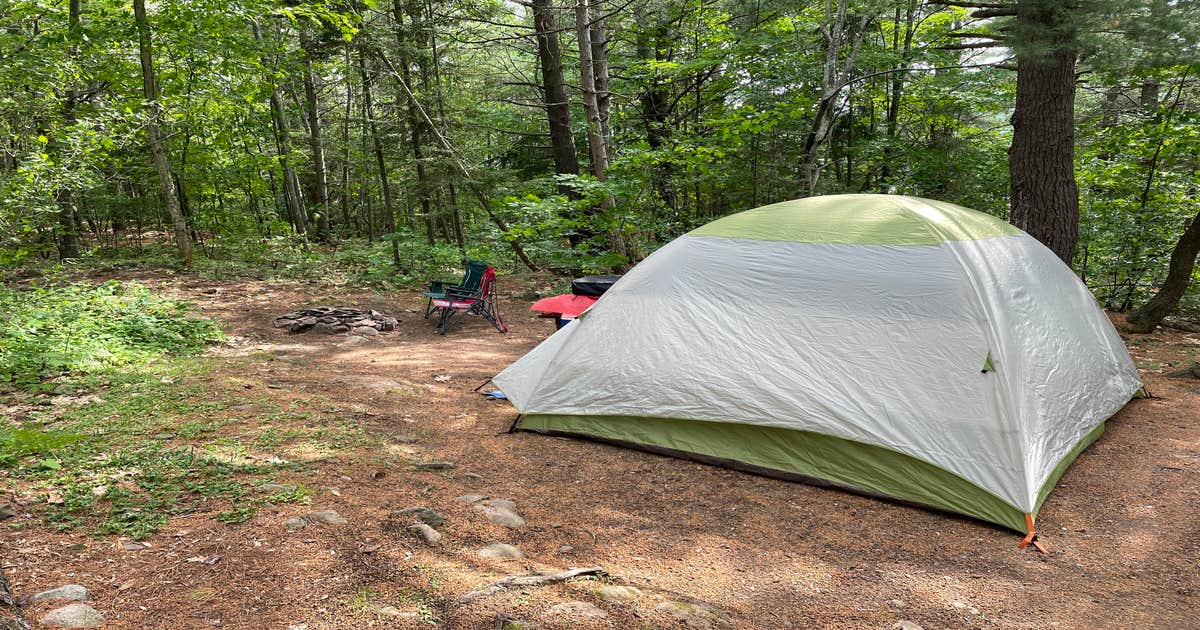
[478,543,524,560]
[307,511,348,526]
[497,617,540,630]
[353,326,380,336]
[886,599,906,610]
[375,606,418,619]
[595,585,641,601]
[121,541,151,551]
[655,601,732,630]
[558,545,574,554]
[339,335,367,346]
[892,622,924,630]
[260,484,297,494]
[544,601,608,620]
[25,584,90,605]
[150,433,175,440]
[454,494,489,504]
[41,603,105,628]
[408,523,442,546]
[464,472,484,480]
[399,507,446,529]
[284,516,308,531]
[0,504,16,520]
[414,461,455,471]
[473,498,525,528]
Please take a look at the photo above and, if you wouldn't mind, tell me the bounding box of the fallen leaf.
[433,374,452,382]
[186,555,222,565]
[46,492,63,505]
[91,485,108,497]
[359,543,382,554]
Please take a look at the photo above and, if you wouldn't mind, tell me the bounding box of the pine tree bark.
[134,0,193,266]
[1008,0,1079,265]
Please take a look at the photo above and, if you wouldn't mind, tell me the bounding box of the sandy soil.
[3,271,1198,629]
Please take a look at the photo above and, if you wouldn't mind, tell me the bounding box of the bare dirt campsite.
[2,272,1197,629]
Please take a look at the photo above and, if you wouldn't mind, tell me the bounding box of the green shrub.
[0,280,224,388]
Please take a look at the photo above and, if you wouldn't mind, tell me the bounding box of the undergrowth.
[0,279,224,389]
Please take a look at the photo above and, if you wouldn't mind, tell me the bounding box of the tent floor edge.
[518,413,1028,533]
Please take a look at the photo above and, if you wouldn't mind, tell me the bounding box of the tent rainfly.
[494,194,1142,541]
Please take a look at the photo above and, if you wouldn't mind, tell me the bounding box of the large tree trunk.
[358,49,400,264]
[300,31,331,243]
[1008,0,1079,266]
[532,0,580,178]
[134,0,193,266]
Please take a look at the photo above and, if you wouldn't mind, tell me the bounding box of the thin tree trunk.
[589,0,612,162]
[340,43,354,235]
[427,0,466,254]
[880,0,915,191]
[1008,0,1079,265]
[1126,209,1200,332]
[255,22,307,236]
[802,0,872,195]
[55,0,82,259]
[636,9,676,216]
[134,0,193,266]
[358,49,399,264]
[575,0,606,178]
[301,30,331,243]
[393,0,437,246]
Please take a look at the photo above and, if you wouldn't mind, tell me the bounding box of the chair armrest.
[443,285,481,301]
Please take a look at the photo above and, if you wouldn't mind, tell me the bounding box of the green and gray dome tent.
[493,194,1141,538]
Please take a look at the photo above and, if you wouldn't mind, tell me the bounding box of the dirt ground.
[4,271,1199,629]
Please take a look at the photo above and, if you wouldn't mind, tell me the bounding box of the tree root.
[461,566,605,603]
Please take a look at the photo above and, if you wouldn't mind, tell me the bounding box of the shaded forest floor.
[3,270,1199,629]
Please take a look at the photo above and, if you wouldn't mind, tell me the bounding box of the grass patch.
[1,277,381,539]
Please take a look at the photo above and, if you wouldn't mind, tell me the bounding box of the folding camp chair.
[429,266,508,335]
[422,259,489,318]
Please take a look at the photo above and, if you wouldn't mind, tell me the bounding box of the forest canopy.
[2,0,1199,318]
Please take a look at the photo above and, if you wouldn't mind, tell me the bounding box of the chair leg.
[423,297,435,318]
[437,307,452,335]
